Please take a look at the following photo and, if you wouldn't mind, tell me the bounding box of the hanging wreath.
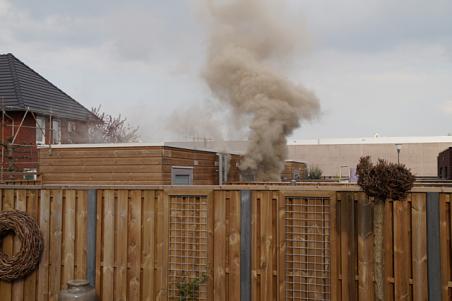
[0,210,43,281]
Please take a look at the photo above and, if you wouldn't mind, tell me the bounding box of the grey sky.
[1,0,451,141]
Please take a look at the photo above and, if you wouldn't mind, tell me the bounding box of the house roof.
[0,53,96,121]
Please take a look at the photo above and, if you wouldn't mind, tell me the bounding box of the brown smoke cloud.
[203,0,321,181]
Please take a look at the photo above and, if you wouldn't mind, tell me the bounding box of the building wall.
[281,161,307,181]
[0,111,90,180]
[288,142,452,177]
[437,148,452,179]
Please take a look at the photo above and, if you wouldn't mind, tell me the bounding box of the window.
[67,121,76,133]
[52,119,61,144]
[171,167,193,185]
[36,117,46,144]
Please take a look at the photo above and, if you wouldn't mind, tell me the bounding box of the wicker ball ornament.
[0,210,43,281]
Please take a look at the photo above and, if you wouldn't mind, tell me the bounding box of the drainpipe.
[217,153,223,185]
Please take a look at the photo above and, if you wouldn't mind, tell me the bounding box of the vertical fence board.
[75,190,87,280]
[128,190,142,300]
[384,201,394,301]
[411,193,427,301]
[142,190,155,301]
[260,192,273,301]
[37,190,50,301]
[357,192,374,300]
[339,192,356,301]
[277,193,286,301]
[62,190,76,288]
[1,190,15,301]
[12,190,26,301]
[251,191,260,301]
[155,191,168,301]
[207,191,215,301]
[115,190,128,301]
[440,193,451,301]
[49,190,63,301]
[330,192,338,301]
[102,190,115,301]
[229,191,241,301]
[394,199,410,301]
[214,191,226,301]
[24,190,39,301]
[95,190,103,296]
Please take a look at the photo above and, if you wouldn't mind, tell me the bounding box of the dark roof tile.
[0,53,96,121]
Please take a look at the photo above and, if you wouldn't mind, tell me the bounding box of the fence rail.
[0,185,451,300]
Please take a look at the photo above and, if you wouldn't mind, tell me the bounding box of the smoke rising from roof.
[203,0,321,181]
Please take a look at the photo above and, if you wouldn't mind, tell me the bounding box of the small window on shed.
[171,167,193,185]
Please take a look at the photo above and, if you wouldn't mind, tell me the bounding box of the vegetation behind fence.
[0,185,451,301]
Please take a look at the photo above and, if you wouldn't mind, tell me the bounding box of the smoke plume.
[203,0,320,181]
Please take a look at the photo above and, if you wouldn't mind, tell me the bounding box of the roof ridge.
[6,53,25,108]
[10,54,96,119]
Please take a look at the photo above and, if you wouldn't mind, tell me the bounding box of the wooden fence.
[0,185,451,300]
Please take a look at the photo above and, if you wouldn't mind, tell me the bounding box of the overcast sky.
[1,0,451,142]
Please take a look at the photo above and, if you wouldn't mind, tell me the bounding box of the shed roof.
[0,53,96,121]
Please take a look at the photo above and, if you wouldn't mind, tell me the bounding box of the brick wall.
[0,111,89,178]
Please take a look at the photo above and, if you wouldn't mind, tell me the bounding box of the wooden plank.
[214,191,226,301]
[384,200,395,301]
[0,190,14,301]
[394,198,410,301]
[207,191,215,301]
[75,190,88,279]
[24,190,39,301]
[39,156,162,166]
[128,190,142,300]
[95,190,103,296]
[40,164,163,174]
[251,191,260,301]
[330,192,338,301]
[37,190,51,301]
[49,190,63,301]
[260,192,273,301]
[42,172,164,182]
[339,192,356,301]
[39,147,163,159]
[229,191,241,301]
[62,190,76,288]
[357,192,374,300]
[411,193,428,301]
[271,192,278,301]
[42,180,165,185]
[102,190,115,301]
[277,192,286,301]
[439,193,451,301]
[12,190,26,301]
[115,190,128,301]
[142,190,156,301]
[155,191,168,301]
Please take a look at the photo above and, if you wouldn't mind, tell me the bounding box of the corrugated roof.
[0,53,96,121]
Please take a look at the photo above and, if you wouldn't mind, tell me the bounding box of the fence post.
[87,189,97,287]
[426,192,441,301]
[240,190,251,301]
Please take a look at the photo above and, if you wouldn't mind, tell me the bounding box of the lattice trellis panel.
[168,195,209,300]
[285,196,331,301]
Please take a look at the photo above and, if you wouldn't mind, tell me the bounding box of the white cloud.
[0,0,11,16]
[440,101,452,115]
